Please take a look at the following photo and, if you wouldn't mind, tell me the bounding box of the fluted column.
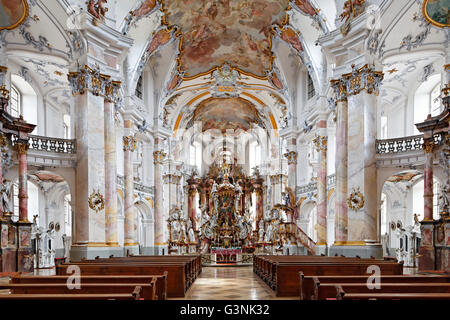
[153,148,166,252]
[313,131,328,246]
[16,141,29,222]
[104,99,118,247]
[123,119,138,252]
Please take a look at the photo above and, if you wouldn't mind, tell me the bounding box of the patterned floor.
[174,266,295,300]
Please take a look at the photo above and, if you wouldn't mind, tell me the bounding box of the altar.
[211,247,242,264]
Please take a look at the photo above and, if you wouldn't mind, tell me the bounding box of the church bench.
[75,257,198,280]
[11,273,168,300]
[260,259,403,289]
[73,259,197,287]
[0,286,142,300]
[56,263,186,298]
[253,256,389,282]
[64,260,194,289]
[274,262,403,297]
[0,282,157,300]
[90,255,201,281]
[300,273,450,300]
[317,283,450,300]
[337,291,450,300]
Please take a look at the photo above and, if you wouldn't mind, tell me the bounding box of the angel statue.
[258,220,265,242]
[187,219,196,243]
[438,183,450,214]
[0,180,12,213]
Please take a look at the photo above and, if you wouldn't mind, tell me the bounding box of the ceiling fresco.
[191,97,265,133]
[160,0,291,79]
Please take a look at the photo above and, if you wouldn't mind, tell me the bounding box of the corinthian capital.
[153,150,167,165]
[68,65,121,103]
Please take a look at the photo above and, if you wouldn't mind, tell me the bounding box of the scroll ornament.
[88,189,105,213]
[347,187,365,211]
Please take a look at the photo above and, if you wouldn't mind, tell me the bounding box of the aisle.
[176,266,295,300]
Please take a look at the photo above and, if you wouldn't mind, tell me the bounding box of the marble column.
[284,151,298,190]
[253,179,264,229]
[423,140,434,222]
[419,139,435,271]
[333,97,348,244]
[104,100,118,247]
[123,119,138,254]
[153,148,166,254]
[314,131,328,247]
[16,141,29,222]
[0,133,5,219]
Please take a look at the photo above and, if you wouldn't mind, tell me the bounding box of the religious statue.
[187,219,196,243]
[258,220,265,242]
[438,183,449,214]
[171,220,181,242]
[0,179,12,213]
[264,222,273,242]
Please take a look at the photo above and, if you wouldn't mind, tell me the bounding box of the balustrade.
[10,134,76,154]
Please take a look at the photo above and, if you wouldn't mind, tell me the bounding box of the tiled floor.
[174,266,296,300]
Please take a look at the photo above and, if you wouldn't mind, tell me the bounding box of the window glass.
[10,86,20,117]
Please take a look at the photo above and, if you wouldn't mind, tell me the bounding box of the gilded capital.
[313,135,328,152]
[15,142,29,155]
[68,65,121,103]
[423,140,435,154]
[123,135,137,152]
[284,151,297,165]
[153,150,167,165]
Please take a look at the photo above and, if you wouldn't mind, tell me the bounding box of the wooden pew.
[11,273,168,300]
[63,260,191,291]
[56,263,186,298]
[0,282,156,300]
[300,273,450,300]
[337,290,450,300]
[319,283,450,300]
[0,286,142,300]
[274,261,403,297]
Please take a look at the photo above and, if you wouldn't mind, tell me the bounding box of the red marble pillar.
[17,142,29,222]
[419,139,435,271]
[423,140,434,221]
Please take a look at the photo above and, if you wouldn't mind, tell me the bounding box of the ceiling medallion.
[0,0,29,31]
[422,0,450,28]
[88,189,105,213]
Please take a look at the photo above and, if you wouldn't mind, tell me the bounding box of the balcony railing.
[296,174,336,195]
[117,175,154,194]
[375,133,444,154]
[11,134,76,154]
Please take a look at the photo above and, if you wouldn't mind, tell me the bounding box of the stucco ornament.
[347,187,365,211]
[88,189,105,213]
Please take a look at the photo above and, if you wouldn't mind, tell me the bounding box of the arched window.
[63,114,71,139]
[10,85,21,117]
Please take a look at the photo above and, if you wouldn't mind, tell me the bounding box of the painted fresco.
[280,27,303,53]
[423,0,449,27]
[133,0,158,18]
[193,97,262,133]
[293,0,317,17]
[387,171,422,183]
[0,0,28,30]
[162,0,290,78]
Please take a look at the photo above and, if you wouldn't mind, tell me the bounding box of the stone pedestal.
[419,220,435,271]
[329,243,383,259]
[0,217,17,272]
[16,221,33,272]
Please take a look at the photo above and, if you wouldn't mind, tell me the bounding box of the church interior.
[0,0,449,301]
